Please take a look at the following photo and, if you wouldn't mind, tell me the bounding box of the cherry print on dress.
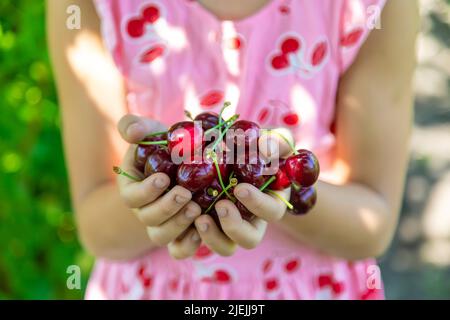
[284,258,300,273]
[139,44,166,63]
[257,100,300,128]
[316,274,345,299]
[360,288,379,300]
[267,33,330,78]
[262,259,273,273]
[199,265,236,285]
[125,3,162,39]
[199,90,225,109]
[340,27,365,47]
[279,0,292,15]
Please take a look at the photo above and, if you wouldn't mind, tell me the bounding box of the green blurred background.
[0,0,449,299]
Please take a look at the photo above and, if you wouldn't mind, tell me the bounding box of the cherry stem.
[267,190,294,210]
[219,101,232,135]
[184,110,194,120]
[292,183,301,192]
[205,178,238,214]
[113,166,141,182]
[209,116,238,152]
[138,140,168,146]
[144,131,167,138]
[259,176,276,192]
[204,114,239,135]
[210,152,234,201]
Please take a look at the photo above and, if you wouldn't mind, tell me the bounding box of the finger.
[136,186,192,226]
[146,201,202,246]
[215,200,267,249]
[259,128,295,160]
[168,228,201,260]
[234,183,289,222]
[195,214,237,257]
[118,114,167,144]
[117,145,170,208]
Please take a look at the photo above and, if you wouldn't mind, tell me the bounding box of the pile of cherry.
[115,105,320,223]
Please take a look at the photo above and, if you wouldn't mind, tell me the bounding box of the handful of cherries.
[115,103,320,221]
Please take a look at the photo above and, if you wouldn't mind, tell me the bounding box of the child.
[48,0,418,299]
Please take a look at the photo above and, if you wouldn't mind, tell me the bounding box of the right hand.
[117,115,202,259]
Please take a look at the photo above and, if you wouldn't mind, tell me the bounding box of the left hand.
[194,128,294,256]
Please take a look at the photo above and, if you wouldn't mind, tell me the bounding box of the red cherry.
[311,41,328,66]
[200,91,224,108]
[282,112,299,126]
[167,121,202,159]
[234,156,271,189]
[194,112,224,131]
[142,5,160,24]
[290,186,317,215]
[271,54,289,70]
[193,179,222,210]
[270,163,291,190]
[135,133,167,172]
[127,18,145,38]
[281,37,300,54]
[177,162,226,193]
[285,149,320,187]
[144,148,178,181]
[140,45,165,63]
[230,120,260,151]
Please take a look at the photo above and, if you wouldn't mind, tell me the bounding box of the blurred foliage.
[0,1,92,299]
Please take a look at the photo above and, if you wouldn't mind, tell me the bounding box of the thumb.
[258,128,295,160]
[118,114,167,144]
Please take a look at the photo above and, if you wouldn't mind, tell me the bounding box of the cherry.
[177,162,227,193]
[235,201,255,221]
[290,186,317,215]
[285,149,320,187]
[167,121,202,160]
[193,179,222,210]
[234,156,271,189]
[230,120,260,150]
[194,112,224,131]
[270,160,291,190]
[144,148,178,181]
[135,133,167,172]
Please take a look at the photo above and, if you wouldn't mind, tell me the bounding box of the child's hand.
[117,115,202,259]
[194,128,294,256]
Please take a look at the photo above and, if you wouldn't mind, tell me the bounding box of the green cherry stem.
[219,101,232,135]
[137,140,168,146]
[262,129,298,155]
[113,166,141,182]
[210,152,234,201]
[205,178,238,214]
[267,189,294,210]
[259,176,276,192]
[204,114,239,135]
[184,110,194,120]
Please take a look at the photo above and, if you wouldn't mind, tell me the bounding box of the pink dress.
[87,0,387,300]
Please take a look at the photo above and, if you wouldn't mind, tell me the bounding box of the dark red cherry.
[135,133,167,171]
[193,179,222,210]
[144,148,178,181]
[235,201,255,221]
[285,149,320,187]
[234,155,270,189]
[290,186,317,215]
[177,162,227,193]
[167,121,202,160]
[229,120,260,150]
[269,159,291,190]
[194,112,224,131]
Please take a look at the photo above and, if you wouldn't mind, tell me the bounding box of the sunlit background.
[0,0,449,299]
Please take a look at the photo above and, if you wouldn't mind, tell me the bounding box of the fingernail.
[198,223,208,232]
[175,195,189,204]
[185,209,198,219]
[191,232,200,242]
[216,207,228,218]
[153,177,167,189]
[236,188,249,198]
[126,123,143,138]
